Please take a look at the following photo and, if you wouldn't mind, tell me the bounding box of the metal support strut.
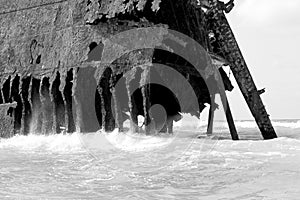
[207,0,277,139]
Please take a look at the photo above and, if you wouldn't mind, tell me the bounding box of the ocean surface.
[0,118,300,199]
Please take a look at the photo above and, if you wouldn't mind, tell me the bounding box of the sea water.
[0,119,300,199]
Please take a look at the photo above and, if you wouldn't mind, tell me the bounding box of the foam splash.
[1,119,300,154]
[0,133,84,152]
[87,129,175,152]
[0,130,176,154]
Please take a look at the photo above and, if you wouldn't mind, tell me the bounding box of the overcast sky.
[224,0,300,120]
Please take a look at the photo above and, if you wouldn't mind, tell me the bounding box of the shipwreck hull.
[0,0,276,139]
[0,0,219,137]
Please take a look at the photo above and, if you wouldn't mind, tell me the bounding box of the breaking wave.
[213,120,300,129]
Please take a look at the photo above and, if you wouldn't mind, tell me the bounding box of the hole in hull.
[11,75,22,133]
[51,72,66,134]
[21,76,32,135]
[30,78,43,134]
[64,69,75,133]
[41,77,54,134]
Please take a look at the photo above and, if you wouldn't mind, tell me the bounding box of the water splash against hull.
[1,120,300,199]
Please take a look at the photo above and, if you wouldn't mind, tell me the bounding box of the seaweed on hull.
[0,0,235,137]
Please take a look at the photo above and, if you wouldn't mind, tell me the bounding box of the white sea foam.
[1,120,300,199]
[0,119,299,155]
[100,129,174,152]
[0,133,83,152]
